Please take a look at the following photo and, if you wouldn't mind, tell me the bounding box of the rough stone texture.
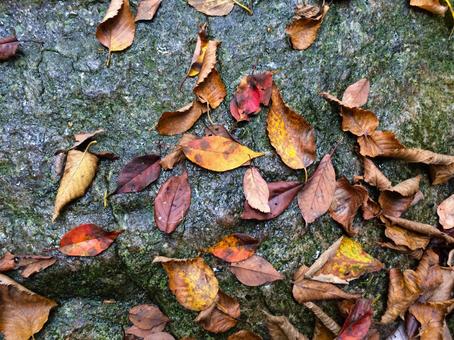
[0,0,453,338]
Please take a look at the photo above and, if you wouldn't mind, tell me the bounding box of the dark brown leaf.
[378,175,421,218]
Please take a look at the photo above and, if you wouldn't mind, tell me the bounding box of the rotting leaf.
[59,224,123,256]
[228,330,262,340]
[153,256,219,311]
[378,175,421,218]
[357,130,404,157]
[0,35,19,61]
[113,154,161,194]
[160,134,197,170]
[128,304,169,331]
[187,24,208,77]
[242,181,303,221]
[195,291,240,333]
[361,157,392,190]
[264,311,308,340]
[267,84,316,169]
[0,274,57,340]
[135,0,162,21]
[337,299,373,340]
[437,194,454,230]
[229,255,284,286]
[157,100,207,136]
[206,233,260,263]
[243,167,270,213]
[297,154,336,224]
[410,0,448,15]
[181,135,264,172]
[154,171,191,234]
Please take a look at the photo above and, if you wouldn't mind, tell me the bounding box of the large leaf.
[410,301,454,340]
[206,233,259,263]
[229,255,283,286]
[243,167,270,213]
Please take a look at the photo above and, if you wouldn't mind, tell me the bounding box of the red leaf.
[338,299,373,340]
[113,154,161,194]
[59,224,123,256]
[0,35,19,61]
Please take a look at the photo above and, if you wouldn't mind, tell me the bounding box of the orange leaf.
[437,194,454,230]
[410,301,454,340]
[157,100,207,136]
[340,107,379,137]
[384,224,430,251]
[357,130,404,157]
[206,233,260,263]
[195,291,240,333]
[194,69,226,109]
[243,167,270,213]
[229,255,283,286]
[135,0,162,21]
[160,134,197,170]
[59,224,123,256]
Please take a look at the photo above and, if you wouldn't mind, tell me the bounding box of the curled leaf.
[361,157,392,190]
[303,302,341,335]
[437,194,454,230]
[337,299,373,340]
[409,300,454,340]
[229,255,284,286]
[195,291,240,333]
[243,167,270,213]
[383,148,454,165]
[135,0,162,21]
[264,311,308,340]
[384,223,430,251]
[206,233,259,263]
[187,24,208,77]
[157,100,207,136]
[0,35,19,61]
[378,175,421,218]
[410,0,448,15]
[0,253,56,278]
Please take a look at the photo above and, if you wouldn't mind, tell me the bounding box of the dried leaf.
[187,24,208,77]
[341,107,379,137]
[362,158,392,190]
[71,129,105,150]
[242,181,303,221]
[430,162,454,185]
[154,171,191,234]
[378,175,421,218]
[153,256,219,311]
[337,299,373,340]
[384,224,430,251]
[357,131,404,157]
[52,148,98,221]
[379,242,424,259]
[383,148,454,165]
[430,267,454,302]
[113,154,161,194]
[0,35,19,61]
[181,135,264,172]
[409,300,454,340]
[145,332,176,340]
[59,224,123,256]
[188,0,235,16]
[229,255,284,286]
[157,100,207,136]
[195,291,240,333]
[286,4,329,51]
[410,0,448,15]
[264,311,308,340]
[437,194,454,230]
[341,78,370,108]
[267,85,316,169]
[303,302,341,335]
[305,237,383,284]
[329,178,368,235]
[0,274,57,340]
[125,325,159,338]
[128,304,169,331]
[206,233,259,263]
[243,167,270,213]
[135,0,162,21]
[160,134,197,170]
[0,253,15,272]
[312,320,335,340]
[15,256,56,279]
[228,330,263,340]
[96,0,135,53]
[297,154,336,224]
[361,196,381,220]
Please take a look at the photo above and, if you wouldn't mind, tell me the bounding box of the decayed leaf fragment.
[0,274,57,340]
[378,175,421,218]
[157,100,207,135]
[59,224,123,256]
[0,35,19,61]
[52,148,98,221]
[181,135,264,172]
[305,237,383,284]
[337,299,373,340]
[0,253,56,278]
[264,311,308,340]
[409,300,454,340]
[267,85,316,169]
[206,233,260,263]
[195,291,240,333]
[438,194,454,229]
[243,167,270,213]
[286,3,329,50]
[135,0,162,21]
[297,154,336,224]
[160,134,197,170]
[229,255,284,286]
[154,171,191,234]
[153,256,219,311]
[128,304,169,331]
[410,0,448,15]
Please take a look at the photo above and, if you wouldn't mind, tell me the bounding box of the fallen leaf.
[187,24,208,77]
[378,175,421,218]
[361,157,392,190]
[154,171,191,234]
[160,134,197,170]
[157,100,207,136]
[52,148,98,221]
[264,311,308,340]
[206,233,259,263]
[341,107,379,137]
[242,181,303,221]
[305,237,383,284]
[341,78,370,108]
[228,330,263,340]
[267,85,316,170]
[71,129,105,150]
[337,299,373,340]
[329,178,369,235]
[430,162,454,185]
[181,135,264,172]
[96,0,135,54]
[361,196,381,220]
[243,167,270,213]
[383,148,454,165]
[0,35,19,61]
[409,300,454,340]
[430,267,454,302]
[437,194,454,230]
[379,242,423,260]
[410,0,448,15]
[229,255,284,286]
[128,304,169,331]
[113,154,161,194]
[153,256,219,311]
[303,301,341,335]
[0,253,15,272]
[286,4,329,51]
[297,154,336,224]
[0,274,57,340]
[59,224,123,256]
[187,0,235,16]
[292,265,361,303]
[14,256,56,279]
[357,130,404,157]
[312,320,335,340]
[145,332,176,340]
[230,72,273,122]
[204,124,237,140]
[135,0,162,21]
[195,291,240,333]
[125,325,159,338]
[384,223,430,251]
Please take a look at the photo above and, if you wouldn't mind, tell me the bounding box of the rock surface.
[0,0,453,338]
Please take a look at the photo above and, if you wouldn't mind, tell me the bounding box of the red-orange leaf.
[338,299,373,340]
[229,255,284,286]
[206,234,259,263]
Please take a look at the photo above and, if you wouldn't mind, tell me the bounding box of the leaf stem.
[232,0,253,15]
[444,0,454,37]
[106,51,112,67]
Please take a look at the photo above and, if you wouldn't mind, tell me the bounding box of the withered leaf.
[153,256,219,311]
[128,304,169,331]
[242,181,303,221]
[383,148,454,165]
[384,223,430,251]
[187,0,235,16]
[264,311,308,340]
[206,233,259,263]
[361,157,392,190]
[187,24,208,77]
[430,267,454,302]
[409,300,454,340]
[15,256,56,279]
[243,167,270,213]
[145,332,176,340]
[0,35,19,61]
[379,242,424,260]
[228,330,263,340]
[303,302,341,335]
[154,171,191,234]
[125,325,160,338]
[378,175,421,218]
[297,154,336,224]
[437,194,454,230]
[267,85,316,170]
[341,107,379,137]
[357,130,404,157]
[181,135,264,172]
[0,274,57,340]
[157,100,207,136]
[135,0,162,21]
[0,252,15,272]
[59,224,123,256]
[410,0,448,15]
[195,291,240,333]
[52,148,98,221]
[230,255,284,286]
[337,299,373,340]
[113,154,161,194]
[341,78,370,108]
[160,134,197,170]
[430,162,454,185]
[361,196,381,220]
[312,320,335,340]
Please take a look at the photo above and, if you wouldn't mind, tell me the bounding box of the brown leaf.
[242,181,303,221]
[145,332,176,340]
[96,0,135,53]
[228,330,263,340]
[125,325,158,338]
[437,194,454,230]
[195,291,240,333]
[312,320,335,340]
[361,196,381,220]
[160,134,197,170]
[267,84,316,169]
[157,100,207,136]
[0,252,15,272]
[229,255,284,286]
[409,300,454,340]
[243,167,270,213]
[384,224,430,251]
[340,107,379,137]
[292,265,360,303]
[303,302,341,335]
[430,162,454,185]
[357,130,404,157]
[430,267,454,302]
[0,35,19,61]
[0,253,55,278]
[187,24,208,77]
[341,78,370,108]
[297,154,336,224]
[383,148,454,165]
[0,274,57,340]
[329,178,368,235]
[361,158,392,190]
[71,129,105,150]
[128,304,169,331]
[135,0,162,21]
[153,256,219,311]
[410,0,448,15]
[264,311,308,340]
[188,0,235,16]
[378,242,424,259]
[206,233,260,263]
[286,4,329,51]
[378,175,421,218]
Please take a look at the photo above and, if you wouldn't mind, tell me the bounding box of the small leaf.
[341,78,370,108]
[0,252,15,272]
[113,154,161,194]
[71,129,105,150]
[153,256,219,311]
[264,311,308,340]
[243,167,270,213]
[229,255,283,286]
[195,291,240,333]
[437,194,454,230]
[154,171,191,234]
[157,100,207,136]
[337,299,373,340]
[128,304,169,331]
[135,0,162,21]
[187,24,209,77]
[228,330,262,340]
[160,134,197,170]
[15,256,56,279]
[0,35,19,61]
[188,0,235,16]
[357,130,404,157]
[206,233,260,263]
[410,0,448,15]
[59,224,123,256]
